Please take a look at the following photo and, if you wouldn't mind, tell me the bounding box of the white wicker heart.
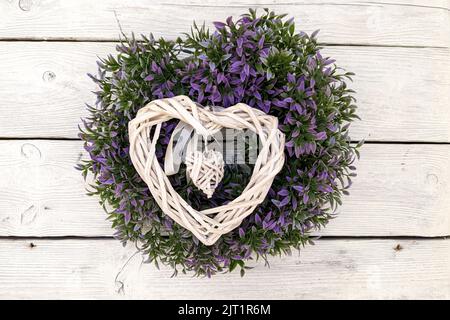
[128,95,285,245]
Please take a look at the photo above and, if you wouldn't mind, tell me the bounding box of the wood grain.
[0,238,448,299]
[1,0,449,300]
[0,140,448,237]
[0,0,449,46]
[0,42,449,141]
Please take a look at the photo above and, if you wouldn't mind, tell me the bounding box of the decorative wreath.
[79,9,360,277]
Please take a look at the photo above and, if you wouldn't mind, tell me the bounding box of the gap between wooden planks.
[0,238,448,299]
[0,42,449,141]
[0,140,449,238]
[0,0,448,46]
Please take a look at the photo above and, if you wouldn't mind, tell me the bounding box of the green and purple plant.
[78,9,360,277]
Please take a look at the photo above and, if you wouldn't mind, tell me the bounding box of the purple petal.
[213,21,226,29]
[303,193,309,204]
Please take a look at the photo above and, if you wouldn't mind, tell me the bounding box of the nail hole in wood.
[43,71,56,82]
[18,0,33,11]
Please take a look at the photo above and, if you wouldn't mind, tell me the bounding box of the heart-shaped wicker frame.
[128,96,285,245]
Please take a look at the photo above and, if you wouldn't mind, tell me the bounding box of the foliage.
[78,9,360,277]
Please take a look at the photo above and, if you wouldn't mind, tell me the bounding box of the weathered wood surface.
[0,0,449,47]
[0,140,448,237]
[0,42,449,141]
[1,0,449,300]
[0,238,448,299]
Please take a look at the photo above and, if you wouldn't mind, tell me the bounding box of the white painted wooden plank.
[0,42,449,141]
[0,0,449,47]
[321,144,450,237]
[0,140,449,237]
[324,46,450,142]
[0,238,448,299]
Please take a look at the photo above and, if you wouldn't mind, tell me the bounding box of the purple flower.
[213,21,226,30]
[285,140,294,148]
[303,193,310,204]
[315,131,327,141]
[254,213,262,225]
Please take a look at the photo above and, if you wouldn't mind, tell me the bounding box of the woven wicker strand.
[128,95,285,245]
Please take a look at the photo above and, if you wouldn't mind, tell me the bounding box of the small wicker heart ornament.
[128,95,285,245]
[185,149,225,199]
